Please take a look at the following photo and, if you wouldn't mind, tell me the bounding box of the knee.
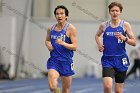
[115,90,121,93]
[104,84,112,92]
[62,88,69,93]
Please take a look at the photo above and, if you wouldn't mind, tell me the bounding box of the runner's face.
[55,8,68,23]
[109,6,121,21]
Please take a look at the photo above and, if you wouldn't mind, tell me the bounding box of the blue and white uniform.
[101,20,130,71]
[47,22,74,76]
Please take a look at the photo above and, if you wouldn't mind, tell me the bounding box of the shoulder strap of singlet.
[106,21,110,28]
[51,24,56,31]
[119,20,124,27]
[63,22,69,31]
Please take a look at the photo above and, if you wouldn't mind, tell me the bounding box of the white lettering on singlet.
[106,32,122,36]
[105,32,123,43]
[51,34,66,41]
[106,32,115,36]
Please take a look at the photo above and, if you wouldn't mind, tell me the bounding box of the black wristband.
[124,37,128,42]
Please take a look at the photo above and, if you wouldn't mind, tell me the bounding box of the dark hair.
[108,2,123,12]
[54,5,69,16]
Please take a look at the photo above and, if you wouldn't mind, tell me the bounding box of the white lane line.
[0,85,7,88]
[0,83,31,88]
[0,86,34,92]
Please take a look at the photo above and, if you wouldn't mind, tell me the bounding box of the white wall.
[49,0,140,21]
[0,17,12,65]
[33,0,49,18]
[50,0,107,21]
[0,17,17,78]
[1,0,31,78]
